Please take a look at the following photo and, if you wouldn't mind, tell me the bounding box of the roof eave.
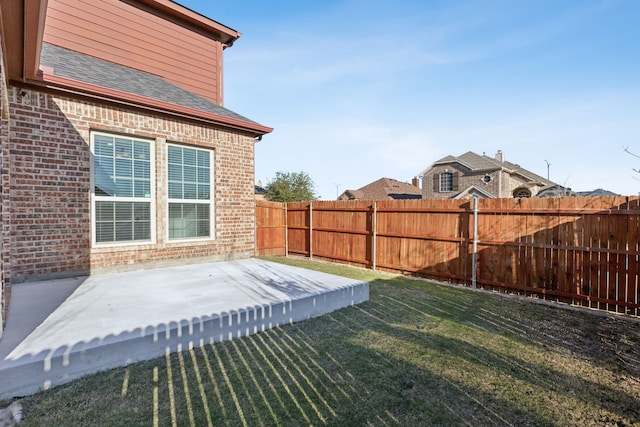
[131,0,241,47]
[434,159,474,169]
[0,0,48,83]
[25,74,273,136]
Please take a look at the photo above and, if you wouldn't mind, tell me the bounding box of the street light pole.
[544,160,551,180]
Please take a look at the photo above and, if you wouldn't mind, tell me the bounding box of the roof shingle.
[340,177,421,200]
[40,43,256,124]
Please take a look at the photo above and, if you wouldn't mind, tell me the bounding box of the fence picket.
[256,197,640,316]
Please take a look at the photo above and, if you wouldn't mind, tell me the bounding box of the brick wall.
[422,165,523,199]
[0,43,5,332]
[2,87,257,283]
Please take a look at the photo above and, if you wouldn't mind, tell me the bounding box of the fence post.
[372,201,377,271]
[285,203,289,257]
[309,201,313,260]
[472,196,479,289]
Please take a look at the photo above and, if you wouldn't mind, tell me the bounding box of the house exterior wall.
[0,41,6,333]
[422,165,525,199]
[2,86,256,284]
[43,0,225,104]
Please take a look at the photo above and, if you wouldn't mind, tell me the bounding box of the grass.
[6,256,640,426]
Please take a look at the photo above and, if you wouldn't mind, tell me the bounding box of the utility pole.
[333,183,341,199]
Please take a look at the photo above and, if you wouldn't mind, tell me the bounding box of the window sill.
[165,237,215,245]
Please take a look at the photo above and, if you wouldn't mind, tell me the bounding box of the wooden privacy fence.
[255,197,640,316]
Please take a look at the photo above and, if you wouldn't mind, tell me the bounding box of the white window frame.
[440,171,454,192]
[90,131,156,247]
[166,143,215,242]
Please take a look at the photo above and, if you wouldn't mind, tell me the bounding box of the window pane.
[115,222,133,241]
[184,165,196,182]
[197,184,209,200]
[197,221,210,237]
[94,135,151,200]
[197,150,209,168]
[197,204,210,220]
[95,201,150,243]
[95,222,114,243]
[94,135,114,156]
[183,148,197,166]
[197,168,209,184]
[95,200,114,221]
[183,204,197,220]
[94,156,115,196]
[134,160,150,180]
[134,202,150,220]
[133,141,150,161]
[168,145,211,201]
[168,164,182,181]
[168,146,182,164]
[115,138,132,158]
[184,183,197,199]
[168,182,183,199]
[115,203,133,221]
[115,158,132,177]
[115,179,133,197]
[169,203,209,238]
[134,222,150,240]
[134,181,151,198]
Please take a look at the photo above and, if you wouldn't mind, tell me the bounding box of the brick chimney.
[495,150,504,163]
[412,177,420,188]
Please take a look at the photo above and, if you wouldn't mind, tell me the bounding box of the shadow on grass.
[18,276,640,426]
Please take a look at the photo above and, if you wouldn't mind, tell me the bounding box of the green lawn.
[8,256,640,426]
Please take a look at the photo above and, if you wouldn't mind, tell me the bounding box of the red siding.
[43,0,223,104]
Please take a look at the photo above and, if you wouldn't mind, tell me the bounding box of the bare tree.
[623,146,640,180]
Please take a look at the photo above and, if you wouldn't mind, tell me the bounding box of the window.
[440,172,454,192]
[92,132,153,244]
[513,188,531,198]
[167,144,213,239]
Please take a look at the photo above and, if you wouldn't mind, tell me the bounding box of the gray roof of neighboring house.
[425,151,554,186]
[453,184,496,199]
[339,177,421,200]
[536,184,576,197]
[40,43,256,123]
[575,188,620,197]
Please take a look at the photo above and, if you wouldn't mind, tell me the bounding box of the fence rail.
[255,197,640,316]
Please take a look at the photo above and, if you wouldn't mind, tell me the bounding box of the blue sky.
[180,0,640,199]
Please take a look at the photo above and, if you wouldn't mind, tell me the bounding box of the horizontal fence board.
[256,197,640,316]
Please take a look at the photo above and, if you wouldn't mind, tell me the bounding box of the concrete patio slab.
[0,258,369,400]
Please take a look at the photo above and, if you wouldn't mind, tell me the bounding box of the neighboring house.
[255,181,266,200]
[535,185,577,198]
[420,150,556,199]
[0,0,272,333]
[338,177,422,201]
[575,189,620,197]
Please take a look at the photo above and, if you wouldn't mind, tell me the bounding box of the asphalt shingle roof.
[431,151,553,185]
[40,43,256,123]
[342,177,421,200]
